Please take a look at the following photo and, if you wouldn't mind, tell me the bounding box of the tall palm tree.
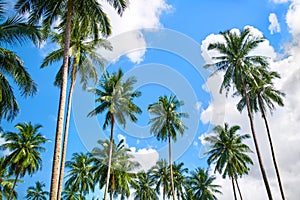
[88,69,141,200]
[132,171,158,200]
[205,123,253,200]
[14,1,127,198]
[0,157,17,200]
[41,19,112,198]
[0,122,49,200]
[170,162,188,200]
[206,27,274,199]
[25,181,49,200]
[64,153,94,198]
[91,139,139,200]
[61,186,83,200]
[237,69,286,199]
[0,1,40,122]
[187,168,222,200]
[150,159,170,200]
[148,95,188,200]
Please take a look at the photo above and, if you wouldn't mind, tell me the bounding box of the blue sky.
[1,0,300,199]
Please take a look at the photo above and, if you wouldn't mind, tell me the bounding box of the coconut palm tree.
[205,123,253,200]
[88,69,141,200]
[0,157,17,200]
[237,69,286,199]
[148,95,188,200]
[64,153,94,198]
[206,27,274,199]
[25,181,49,200]
[91,139,139,200]
[150,159,170,200]
[0,122,49,200]
[169,162,188,200]
[61,186,83,200]
[0,1,40,122]
[132,171,158,200]
[41,19,112,198]
[187,168,222,200]
[14,1,127,198]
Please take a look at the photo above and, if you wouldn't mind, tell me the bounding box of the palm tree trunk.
[8,170,19,200]
[104,114,114,200]
[168,136,176,200]
[57,60,78,200]
[163,186,166,200]
[235,177,243,200]
[259,97,285,200]
[242,80,273,200]
[231,176,237,200]
[50,0,72,198]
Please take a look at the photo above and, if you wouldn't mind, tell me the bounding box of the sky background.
[1,0,300,199]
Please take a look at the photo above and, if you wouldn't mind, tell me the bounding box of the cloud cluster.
[99,0,171,64]
[200,19,300,199]
[269,13,281,34]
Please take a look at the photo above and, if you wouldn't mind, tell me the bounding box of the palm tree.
[41,19,112,198]
[150,159,170,200]
[88,69,141,200]
[237,69,286,199]
[0,1,40,122]
[148,95,188,200]
[0,122,49,200]
[61,186,82,200]
[91,139,139,200]
[205,123,253,200]
[206,27,274,199]
[14,1,127,198]
[170,162,188,200]
[132,171,158,200]
[187,168,222,200]
[25,181,49,200]
[0,157,17,200]
[64,153,94,198]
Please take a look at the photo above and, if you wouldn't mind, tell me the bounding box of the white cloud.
[117,134,159,172]
[286,0,300,37]
[99,0,171,64]
[272,0,289,3]
[200,24,300,199]
[269,13,281,34]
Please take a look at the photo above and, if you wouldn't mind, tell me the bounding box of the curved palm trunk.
[242,80,273,200]
[57,60,78,199]
[8,170,19,200]
[104,114,114,200]
[50,0,72,198]
[258,97,285,200]
[235,177,243,200]
[168,136,176,200]
[231,176,237,200]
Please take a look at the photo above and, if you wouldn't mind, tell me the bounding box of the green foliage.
[0,1,41,121]
[187,168,222,200]
[25,181,49,200]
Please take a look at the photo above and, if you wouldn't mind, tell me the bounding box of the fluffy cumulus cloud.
[200,22,300,199]
[272,0,289,3]
[268,13,281,34]
[98,0,171,64]
[117,134,159,172]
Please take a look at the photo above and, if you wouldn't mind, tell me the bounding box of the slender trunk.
[168,136,176,200]
[50,0,72,198]
[57,60,78,199]
[259,97,285,200]
[231,176,237,200]
[8,170,19,200]
[235,177,243,200]
[104,114,114,200]
[242,80,273,200]
[163,186,166,200]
